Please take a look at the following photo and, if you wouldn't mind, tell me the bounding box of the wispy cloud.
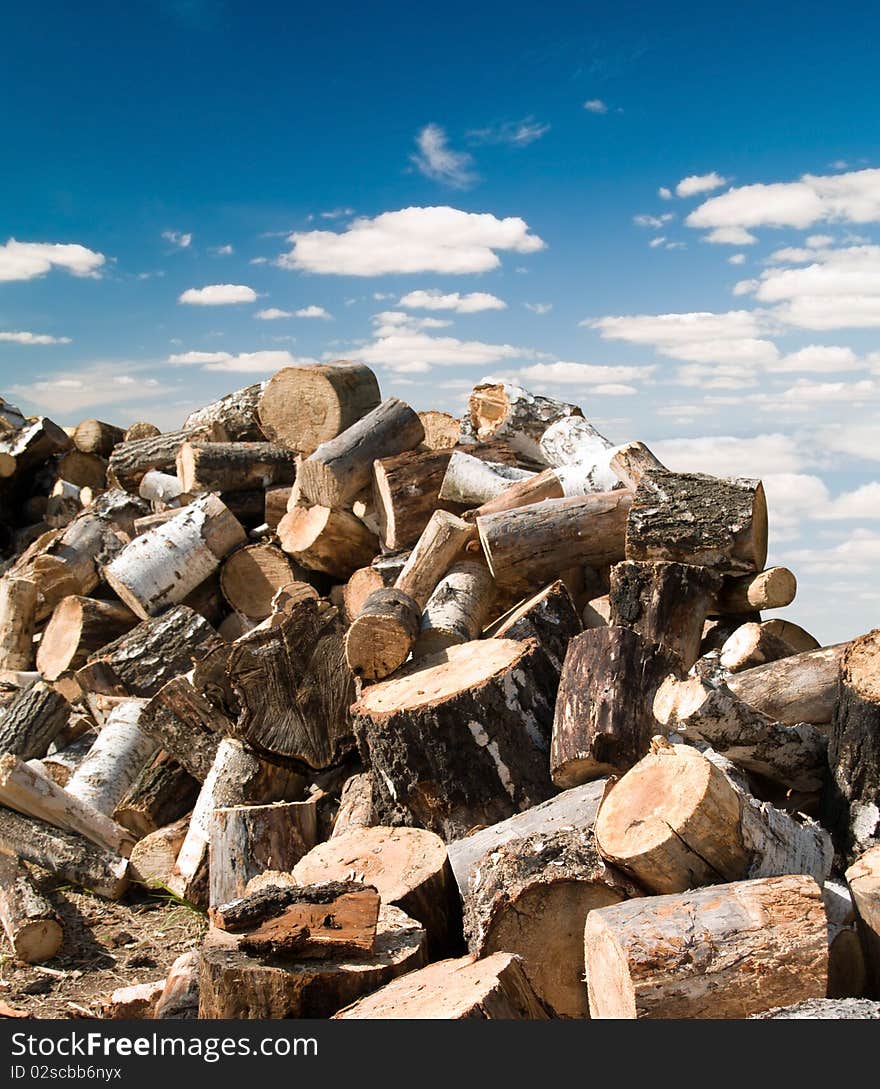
[634,213,674,228]
[162,230,192,249]
[10,362,168,416]
[295,305,332,319]
[525,302,553,315]
[0,331,71,345]
[467,118,550,147]
[209,243,234,255]
[411,124,478,188]
[168,349,317,373]
[255,308,292,320]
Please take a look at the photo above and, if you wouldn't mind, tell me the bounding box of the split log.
[761,619,820,654]
[123,422,160,441]
[0,806,129,900]
[714,566,797,614]
[36,596,137,680]
[608,440,667,490]
[182,382,266,442]
[198,903,427,1019]
[72,419,126,458]
[264,486,291,530]
[726,642,848,726]
[846,846,880,994]
[208,799,318,907]
[256,361,381,455]
[394,510,474,609]
[824,629,880,858]
[335,952,547,1019]
[103,980,165,1019]
[154,951,200,1019]
[413,560,495,659]
[551,627,675,786]
[277,505,377,579]
[437,450,533,507]
[609,560,722,670]
[0,753,135,857]
[719,622,795,673]
[594,741,831,894]
[294,826,459,953]
[0,853,63,963]
[486,580,582,675]
[0,577,37,671]
[352,638,557,840]
[128,816,190,889]
[626,470,768,575]
[476,491,631,594]
[176,441,296,494]
[104,494,246,619]
[219,544,295,620]
[0,682,71,760]
[107,425,220,493]
[75,605,221,699]
[226,598,354,768]
[461,827,639,1018]
[332,772,374,838]
[0,417,70,477]
[137,676,229,781]
[372,448,459,549]
[654,673,827,791]
[113,751,199,838]
[583,874,828,1019]
[538,417,618,492]
[469,382,581,462]
[418,411,460,449]
[65,700,159,816]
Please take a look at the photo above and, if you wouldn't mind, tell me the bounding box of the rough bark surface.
[0,682,71,760]
[488,580,583,675]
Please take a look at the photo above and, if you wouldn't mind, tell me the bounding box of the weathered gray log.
[113,752,200,839]
[0,682,71,760]
[726,642,848,725]
[107,425,220,493]
[486,579,583,675]
[0,577,38,672]
[138,677,229,781]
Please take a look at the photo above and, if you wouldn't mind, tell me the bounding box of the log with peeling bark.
[486,579,583,675]
[824,629,880,859]
[719,621,795,672]
[846,846,880,993]
[256,361,381,455]
[726,641,847,725]
[714,565,797,614]
[469,382,582,462]
[277,504,377,579]
[294,825,459,953]
[418,411,460,450]
[335,952,547,1020]
[104,493,247,619]
[626,470,768,575]
[154,951,200,1019]
[113,751,199,839]
[466,462,600,521]
[208,799,318,907]
[128,816,190,889]
[0,852,63,964]
[0,753,135,857]
[75,605,221,699]
[296,397,424,508]
[0,682,71,761]
[551,626,676,787]
[0,577,37,671]
[609,560,721,670]
[608,440,667,490]
[653,673,827,791]
[183,382,266,442]
[72,419,126,458]
[198,903,427,1019]
[538,417,618,492]
[477,491,631,594]
[331,772,374,838]
[353,638,557,839]
[0,417,71,478]
[0,805,129,900]
[137,676,228,780]
[437,450,534,507]
[413,560,495,659]
[107,425,221,493]
[595,740,831,894]
[219,544,295,620]
[36,596,137,680]
[176,441,296,495]
[584,873,828,1019]
[65,700,159,816]
[372,447,462,549]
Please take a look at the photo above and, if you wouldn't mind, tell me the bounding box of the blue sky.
[2,1,879,643]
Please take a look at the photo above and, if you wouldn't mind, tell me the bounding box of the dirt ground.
[0,871,206,1019]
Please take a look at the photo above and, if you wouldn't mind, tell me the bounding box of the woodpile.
[0,366,876,1021]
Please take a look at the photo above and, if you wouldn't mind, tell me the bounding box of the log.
[0,682,71,760]
[583,874,828,1019]
[294,826,459,953]
[104,494,247,619]
[719,621,795,672]
[0,806,129,899]
[103,980,165,1019]
[417,411,460,450]
[55,449,107,491]
[334,952,547,1019]
[45,479,82,528]
[36,596,137,680]
[352,638,557,840]
[154,951,200,1019]
[332,772,374,838]
[395,510,474,609]
[466,463,603,521]
[208,799,318,907]
[31,732,95,788]
[626,470,768,575]
[372,448,461,549]
[551,627,675,786]
[608,440,667,490]
[823,879,868,999]
[487,579,583,675]
[342,554,406,622]
[264,486,291,530]
[594,740,831,894]
[468,382,581,462]
[198,903,427,1019]
[137,470,187,504]
[726,642,847,725]
[476,491,631,594]
[128,816,190,889]
[112,751,200,838]
[461,827,639,1018]
[0,577,37,671]
[538,417,618,491]
[123,422,161,441]
[176,441,296,494]
[0,417,71,477]
[846,846,880,994]
[219,544,295,620]
[0,753,135,857]
[609,560,721,670]
[256,361,381,455]
[182,382,266,442]
[277,505,377,579]
[76,605,221,698]
[715,566,797,614]
[72,419,126,458]
[437,450,533,507]
[653,673,828,791]
[824,629,880,859]
[226,598,355,768]
[107,425,220,493]
[0,853,63,964]
[761,619,820,654]
[413,560,496,659]
[137,676,228,781]
[755,998,880,1019]
[65,700,159,816]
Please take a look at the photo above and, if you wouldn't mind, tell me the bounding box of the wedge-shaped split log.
[0,853,63,964]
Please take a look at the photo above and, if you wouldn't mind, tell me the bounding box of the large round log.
[538,416,618,491]
[277,505,378,579]
[72,418,126,458]
[219,544,296,620]
[107,426,219,493]
[344,588,422,682]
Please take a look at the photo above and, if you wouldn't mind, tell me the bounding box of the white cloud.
[399,289,506,313]
[676,172,728,198]
[588,309,778,366]
[704,226,758,245]
[467,119,550,146]
[658,187,673,200]
[372,311,452,334]
[770,345,862,373]
[0,331,71,345]
[162,230,192,248]
[785,529,880,574]
[634,213,674,228]
[524,302,553,315]
[583,99,607,114]
[0,239,105,282]
[767,247,815,264]
[649,237,666,248]
[179,284,257,306]
[651,433,806,476]
[594,383,638,396]
[10,362,168,416]
[817,482,880,519]
[278,206,545,276]
[250,256,269,265]
[210,244,234,255]
[516,361,655,384]
[760,378,878,404]
[295,305,332,319]
[824,422,880,462]
[807,234,834,248]
[168,349,315,373]
[729,253,746,265]
[411,124,477,188]
[320,208,354,220]
[255,308,293,320]
[355,312,527,374]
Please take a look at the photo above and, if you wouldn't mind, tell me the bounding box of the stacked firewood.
[0,366,879,1021]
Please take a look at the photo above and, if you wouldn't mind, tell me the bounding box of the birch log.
[0,853,63,963]
[608,441,667,490]
[437,451,533,507]
[468,382,581,462]
[413,560,496,659]
[65,700,159,816]
[726,642,848,725]
[0,578,37,672]
[182,382,266,442]
[538,416,618,492]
